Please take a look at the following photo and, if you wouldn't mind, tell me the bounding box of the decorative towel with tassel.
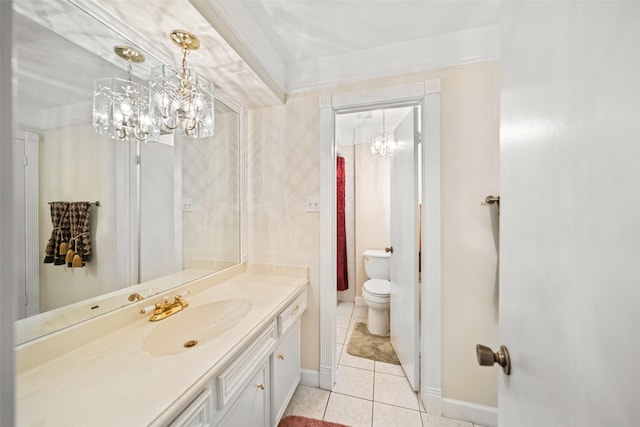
[67,202,93,268]
[44,202,71,265]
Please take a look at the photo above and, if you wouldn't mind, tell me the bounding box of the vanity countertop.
[15,265,308,426]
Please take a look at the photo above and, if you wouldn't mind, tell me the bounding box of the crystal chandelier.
[370,109,395,158]
[93,46,157,142]
[149,30,215,138]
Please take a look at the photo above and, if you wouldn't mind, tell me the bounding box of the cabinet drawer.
[169,389,212,427]
[278,290,307,336]
[217,321,277,409]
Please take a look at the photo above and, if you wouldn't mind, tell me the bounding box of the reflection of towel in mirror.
[67,202,92,267]
[44,202,70,265]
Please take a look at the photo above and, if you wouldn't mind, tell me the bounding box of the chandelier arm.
[162,116,178,130]
[115,127,126,140]
[184,117,197,132]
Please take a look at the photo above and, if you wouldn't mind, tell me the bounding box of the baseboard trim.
[423,386,442,415]
[442,398,497,427]
[300,368,321,388]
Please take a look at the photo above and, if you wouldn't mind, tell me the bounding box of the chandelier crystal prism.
[370,109,396,158]
[149,30,215,138]
[93,46,157,142]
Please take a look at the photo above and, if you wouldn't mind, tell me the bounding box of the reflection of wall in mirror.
[140,139,180,283]
[38,124,118,312]
[183,110,240,271]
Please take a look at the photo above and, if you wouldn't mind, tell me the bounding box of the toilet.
[362,249,391,336]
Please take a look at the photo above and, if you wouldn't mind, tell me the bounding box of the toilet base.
[366,307,389,336]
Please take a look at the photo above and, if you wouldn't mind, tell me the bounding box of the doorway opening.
[318,80,442,414]
[334,104,421,396]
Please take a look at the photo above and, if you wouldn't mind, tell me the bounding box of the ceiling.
[195,0,501,91]
[13,0,500,130]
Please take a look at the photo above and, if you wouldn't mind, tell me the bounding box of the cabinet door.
[218,363,269,427]
[271,320,301,426]
[170,389,213,427]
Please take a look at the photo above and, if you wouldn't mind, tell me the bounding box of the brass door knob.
[278,354,285,360]
[385,246,393,253]
[476,344,511,375]
[257,383,265,390]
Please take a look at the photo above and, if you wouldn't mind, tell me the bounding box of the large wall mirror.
[13,1,242,344]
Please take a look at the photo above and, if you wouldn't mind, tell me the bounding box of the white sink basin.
[143,298,252,357]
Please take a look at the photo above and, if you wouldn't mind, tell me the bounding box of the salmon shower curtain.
[336,155,349,291]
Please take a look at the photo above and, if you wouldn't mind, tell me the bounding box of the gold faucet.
[148,295,189,321]
[128,293,144,302]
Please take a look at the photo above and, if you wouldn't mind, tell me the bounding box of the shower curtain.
[336,155,349,291]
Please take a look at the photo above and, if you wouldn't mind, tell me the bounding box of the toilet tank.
[363,249,390,280]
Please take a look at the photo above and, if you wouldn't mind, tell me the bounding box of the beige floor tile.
[372,402,422,427]
[373,372,419,410]
[417,394,426,412]
[344,324,355,345]
[283,385,330,420]
[374,361,405,376]
[337,302,355,316]
[333,365,374,400]
[421,413,474,427]
[340,347,375,371]
[353,305,369,318]
[336,327,348,344]
[337,314,351,329]
[336,344,343,364]
[324,393,373,427]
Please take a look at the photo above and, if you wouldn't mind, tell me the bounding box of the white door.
[497,3,640,426]
[390,107,420,391]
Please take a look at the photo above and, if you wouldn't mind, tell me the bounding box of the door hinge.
[416,131,422,144]
[136,155,141,165]
[24,156,28,167]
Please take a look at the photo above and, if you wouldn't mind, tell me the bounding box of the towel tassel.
[65,249,74,264]
[71,253,83,268]
[59,241,68,256]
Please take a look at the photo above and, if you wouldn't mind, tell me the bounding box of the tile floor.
[282,301,488,427]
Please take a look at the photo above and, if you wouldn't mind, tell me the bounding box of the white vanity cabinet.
[168,288,307,427]
[16,269,309,427]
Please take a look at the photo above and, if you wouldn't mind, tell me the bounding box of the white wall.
[247,60,500,406]
[182,111,240,271]
[139,140,180,282]
[354,143,391,298]
[38,124,118,311]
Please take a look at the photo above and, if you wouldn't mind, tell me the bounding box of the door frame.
[318,80,442,413]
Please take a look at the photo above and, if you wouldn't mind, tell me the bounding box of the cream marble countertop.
[16,264,308,426]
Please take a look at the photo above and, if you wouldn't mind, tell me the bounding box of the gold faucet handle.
[174,294,189,307]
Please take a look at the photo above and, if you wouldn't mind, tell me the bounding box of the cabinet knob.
[278,354,285,360]
[257,383,265,390]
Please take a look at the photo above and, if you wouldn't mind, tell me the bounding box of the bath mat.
[346,322,400,365]
[278,415,350,427]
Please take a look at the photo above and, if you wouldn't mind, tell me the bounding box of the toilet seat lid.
[364,279,390,296]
